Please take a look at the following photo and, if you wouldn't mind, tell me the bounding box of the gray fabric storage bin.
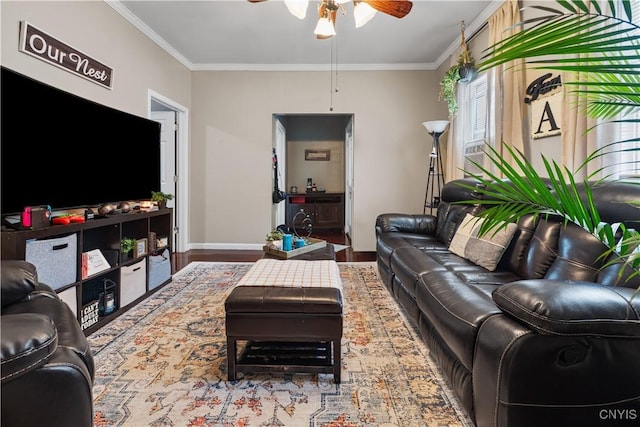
[25,233,77,290]
[149,248,171,290]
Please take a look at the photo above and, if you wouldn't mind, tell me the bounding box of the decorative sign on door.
[19,21,113,89]
[525,73,562,139]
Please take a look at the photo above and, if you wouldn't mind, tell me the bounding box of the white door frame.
[273,117,286,228]
[148,90,189,253]
[344,116,354,239]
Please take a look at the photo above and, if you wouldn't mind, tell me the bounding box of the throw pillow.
[450,213,518,271]
[449,214,477,258]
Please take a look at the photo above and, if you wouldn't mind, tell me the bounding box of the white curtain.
[486,0,526,174]
[561,1,603,180]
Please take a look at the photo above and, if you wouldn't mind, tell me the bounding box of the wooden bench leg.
[333,339,341,383]
[227,337,237,381]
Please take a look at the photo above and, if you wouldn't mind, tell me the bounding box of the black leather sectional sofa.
[375,178,640,427]
[1,260,94,427]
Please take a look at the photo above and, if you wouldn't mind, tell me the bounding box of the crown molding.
[107,0,489,73]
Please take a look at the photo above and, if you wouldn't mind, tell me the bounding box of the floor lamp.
[422,120,449,214]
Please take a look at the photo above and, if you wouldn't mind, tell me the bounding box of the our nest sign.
[19,21,113,89]
[525,73,562,139]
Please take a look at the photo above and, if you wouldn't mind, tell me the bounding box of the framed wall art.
[134,238,148,258]
[305,149,330,161]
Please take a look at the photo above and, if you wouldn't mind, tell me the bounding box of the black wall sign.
[19,21,113,89]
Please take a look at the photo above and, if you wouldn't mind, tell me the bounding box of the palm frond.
[477,1,640,123]
[466,1,640,290]
[456,142,604,236]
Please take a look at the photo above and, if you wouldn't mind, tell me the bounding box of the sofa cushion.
[493,279,640,337]
[1,261,38,307]
[1,313,58,383]
[449,214,518,271]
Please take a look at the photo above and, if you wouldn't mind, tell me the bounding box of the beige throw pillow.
[449,213,518,271]
[449,214,476,258]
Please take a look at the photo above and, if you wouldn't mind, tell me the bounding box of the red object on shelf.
[290,197,306,204]
[52,216,71,225]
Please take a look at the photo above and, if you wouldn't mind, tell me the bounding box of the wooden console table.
[285,193,344,232]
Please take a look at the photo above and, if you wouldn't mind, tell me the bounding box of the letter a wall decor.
[525,73,563,140]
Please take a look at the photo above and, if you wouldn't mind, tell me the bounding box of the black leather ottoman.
[225,259,343,383]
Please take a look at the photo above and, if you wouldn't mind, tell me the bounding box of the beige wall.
[1,1,191,118]
[0,1,451,253]
[287,140,345,193]
[190,70,444,250]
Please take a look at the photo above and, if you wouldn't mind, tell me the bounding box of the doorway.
[148,90,189,253]
[274,113,354,242]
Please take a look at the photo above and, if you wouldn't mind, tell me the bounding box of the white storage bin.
[120,258,146,307]
[149,248,171,290]
[26,233,77,290]
[58,286,77,318]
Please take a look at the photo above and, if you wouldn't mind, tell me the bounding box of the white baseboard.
[187,243,264,251]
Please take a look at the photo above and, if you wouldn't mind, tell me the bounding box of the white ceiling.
[109,0,501,71]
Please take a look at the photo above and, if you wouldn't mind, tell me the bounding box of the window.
[618,115,640,181]
[457,73,488,177]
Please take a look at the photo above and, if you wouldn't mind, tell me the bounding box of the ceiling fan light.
[314,15,336,38]
[353,1,376,28]
[284,0,309,19]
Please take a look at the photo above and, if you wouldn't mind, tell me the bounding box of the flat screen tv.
[1,67,161,216]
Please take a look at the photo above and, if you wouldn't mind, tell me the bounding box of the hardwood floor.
[171,231,376,272]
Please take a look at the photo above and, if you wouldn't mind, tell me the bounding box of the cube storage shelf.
[1,209,173,335]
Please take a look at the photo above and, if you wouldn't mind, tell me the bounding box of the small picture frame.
[305,149,330,161]
[134,238,148,258]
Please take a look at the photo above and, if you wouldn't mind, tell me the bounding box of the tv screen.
[1,67,161,216]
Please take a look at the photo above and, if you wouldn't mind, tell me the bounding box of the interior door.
[274,118,286,228]
[151,111,177,248]
[344,116,354,238]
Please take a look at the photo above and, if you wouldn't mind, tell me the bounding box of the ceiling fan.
[248,0,413,39]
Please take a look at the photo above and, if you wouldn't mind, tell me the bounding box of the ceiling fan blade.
[362,1,412,18]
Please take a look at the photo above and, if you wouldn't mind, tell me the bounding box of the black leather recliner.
[1,260,94,427]
[376,178,640,427]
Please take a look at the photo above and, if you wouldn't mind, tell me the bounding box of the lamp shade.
[354,2,377,28]
[314,15,336,38]
[422,120,450,134]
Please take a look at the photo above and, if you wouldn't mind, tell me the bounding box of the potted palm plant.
[458,1,640,290]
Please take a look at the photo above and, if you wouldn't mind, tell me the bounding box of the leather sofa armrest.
[1,260,38,307]
[375,213,437,236]
[493,279,640,337]
[1,313,58,384]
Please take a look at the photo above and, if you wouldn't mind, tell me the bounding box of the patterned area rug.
[89,262,472,427]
